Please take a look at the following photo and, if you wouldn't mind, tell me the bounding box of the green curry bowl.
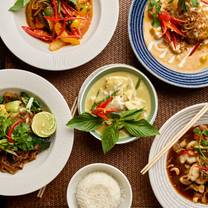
[78,64,158,144]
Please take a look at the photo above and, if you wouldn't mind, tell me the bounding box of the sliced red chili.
[22,26,53,42]
[7,119,25,143]
[97,97,113,108]
[189,42,201,57]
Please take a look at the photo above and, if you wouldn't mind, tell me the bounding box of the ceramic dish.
[67,163,132,208]
[128,0,208,88]
[0,69,74,195]
[78,63,158,144]
[0,0,119,70]
[149,103,208,208]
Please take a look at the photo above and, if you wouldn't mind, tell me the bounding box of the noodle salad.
[0,91,56,174]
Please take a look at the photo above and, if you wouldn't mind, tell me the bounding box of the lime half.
[32,111,56,138]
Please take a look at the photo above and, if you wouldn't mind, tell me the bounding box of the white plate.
[67,163,132,208]
[0,69,74,195]
[149,103,208,208]
[0,1,119,71]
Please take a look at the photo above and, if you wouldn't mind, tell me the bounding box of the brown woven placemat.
[1,0,208,207]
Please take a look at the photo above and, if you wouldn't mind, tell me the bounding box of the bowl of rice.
[67,163,132,208]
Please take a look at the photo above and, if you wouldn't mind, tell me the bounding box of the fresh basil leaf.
[9,0,30,12]
[101,124,119,154]
[152,15,161,27]
[0,96,4,104]
[67,113,102,132]
[120,109,144,121]
[123,119,159,137]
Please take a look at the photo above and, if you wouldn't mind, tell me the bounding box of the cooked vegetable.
[9,0,93,51]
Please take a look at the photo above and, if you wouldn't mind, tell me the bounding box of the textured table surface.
[0,0,208,207]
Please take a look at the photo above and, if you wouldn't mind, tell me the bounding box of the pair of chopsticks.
[37,96,78,198]
[141,103,208,175]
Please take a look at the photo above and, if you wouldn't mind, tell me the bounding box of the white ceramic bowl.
[0,69,74,196]
[67,163,132,208]
[149,103,208,208]
[78,63,158,144]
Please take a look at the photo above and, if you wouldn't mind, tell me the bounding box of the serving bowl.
[0,0,119,70]
[128,0,208,88]
[78,63,158,144]
[67,163,132,208]
[0,69,74,195]
[149,103,208,208]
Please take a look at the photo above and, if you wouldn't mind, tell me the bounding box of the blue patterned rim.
[128,0,208,88]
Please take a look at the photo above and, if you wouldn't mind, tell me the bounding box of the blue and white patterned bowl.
[128,0,208,88]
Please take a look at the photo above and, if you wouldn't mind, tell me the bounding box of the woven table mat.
[1,0,208,207]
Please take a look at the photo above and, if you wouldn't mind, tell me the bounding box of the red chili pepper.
[51,0,58,19]
[95,112,109,121]
[172,33,178,49]
[22,26,53,42]
[7,119,25,143]
[160,20,168,36]
[189,42,201,57]
[166,22,185,37]
[97,97,113,108]
[165,30,171,43]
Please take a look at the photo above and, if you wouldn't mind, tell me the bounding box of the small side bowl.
[67,163,132,208]
[78,63,158,144]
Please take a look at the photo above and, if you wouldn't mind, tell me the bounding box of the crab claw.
[22,26,53,42]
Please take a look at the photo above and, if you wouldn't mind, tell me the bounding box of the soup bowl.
[78,63,158,144]
[149,103,208,208]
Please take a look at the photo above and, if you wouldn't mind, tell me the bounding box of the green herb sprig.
[148,0,161,27]
[67,109,159,154]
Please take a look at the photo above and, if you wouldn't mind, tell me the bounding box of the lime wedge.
[32,111,56,138]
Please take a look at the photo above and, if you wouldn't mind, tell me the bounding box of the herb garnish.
[9,0,31,12]
[67,108,159,153]
[148,0,161,27]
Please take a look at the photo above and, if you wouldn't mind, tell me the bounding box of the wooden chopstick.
[141,103,208,175]
[37,96,78,198]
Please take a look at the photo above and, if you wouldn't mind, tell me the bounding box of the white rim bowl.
[0,69,74,195]
[67,163,132,208]
[149,103,208,208]
[0,0,119,70]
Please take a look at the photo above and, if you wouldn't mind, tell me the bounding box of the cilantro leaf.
[0,96,4,104]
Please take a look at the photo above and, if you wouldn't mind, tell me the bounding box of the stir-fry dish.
[67,72,159,153]
[0,91,56,174]
[9,0,93,51]
[144,0,208,72]
[167,124,208,204]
